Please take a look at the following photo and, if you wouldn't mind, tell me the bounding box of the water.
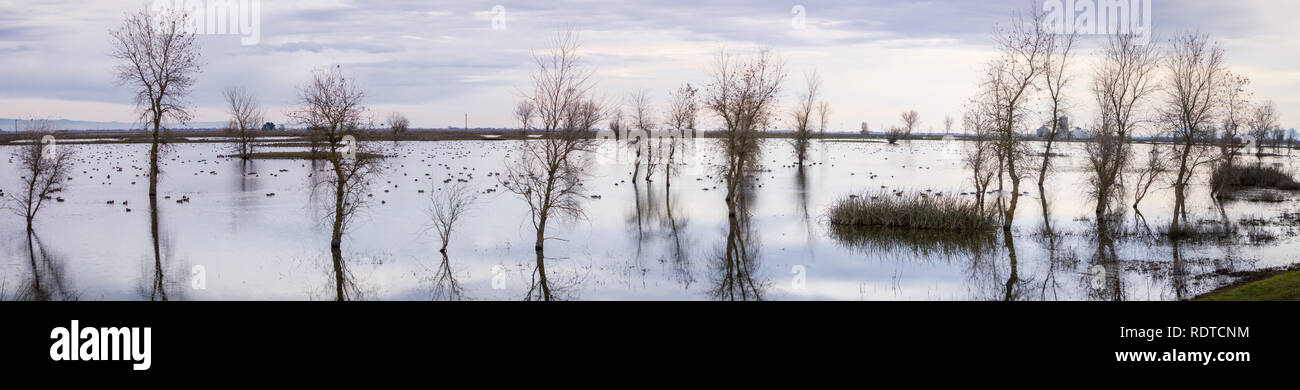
[3,138,1297,300]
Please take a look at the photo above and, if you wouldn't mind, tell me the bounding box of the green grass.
[1198,270,1300,301]
[826,191,996,232]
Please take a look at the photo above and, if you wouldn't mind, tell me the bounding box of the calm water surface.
[3,138,1297,300]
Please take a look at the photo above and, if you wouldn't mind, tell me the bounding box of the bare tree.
[962,111,998,213]
[884,126,907,145]
[1212,73,1252,196]
[1248,100,1279,156]
[627,89,656,181]
[1160,32,1230,231]
[860,121,869,135]
[665,83,700,137]
[606,107,624,142]
[1036,29,1077,190]
[6,122,75,231]
[1090,32,1161,219]
[969,7,1052,231]
[704,47,786,203]
[223,86,264,159]
[664,83,700,182]
[1084,115,1128,217]
[816,101,832,137]
[500,28,606,300]
[386,111,410,141]
[1132,143,1169,210]
[428,181,478,253]
[788,70,821,167]
[900,110,921,138]
[110,6,202,198]
[1271,125,1287,153]
[944,115,954,134]
[514,100,536,138]
[286,65,380,249]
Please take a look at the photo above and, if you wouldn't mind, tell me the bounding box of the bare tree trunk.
[149,118,161,198]
[331,161,346,249]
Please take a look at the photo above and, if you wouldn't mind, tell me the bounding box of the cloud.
[0,0,1297,130]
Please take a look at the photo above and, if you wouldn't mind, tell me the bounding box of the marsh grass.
[827,225,997,259]
[826,191,997,232]
[1158,219,1236,242]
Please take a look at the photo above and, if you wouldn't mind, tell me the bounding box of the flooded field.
[4,138,1298,301]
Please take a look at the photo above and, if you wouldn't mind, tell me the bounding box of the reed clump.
[826,191,996,232]
[1211,164,1300,193]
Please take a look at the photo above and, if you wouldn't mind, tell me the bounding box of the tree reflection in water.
[142,195,185,301]
[429,251,464,301]
[19,230,76,301]
[662,184,695,289]
[625,176,696,289]
[708,184,766,301]
[1087,217,1126,302]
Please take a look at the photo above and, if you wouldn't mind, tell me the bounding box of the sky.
[1,0,1298,132]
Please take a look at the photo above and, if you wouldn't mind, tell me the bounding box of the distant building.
[1035,117,1072,139]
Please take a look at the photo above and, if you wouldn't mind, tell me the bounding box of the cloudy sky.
[1,0,1297,132]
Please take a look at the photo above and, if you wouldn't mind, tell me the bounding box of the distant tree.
[387,111,410,141]
[607,107,624,142]
[816,101,831,137]
[900,110,920,138]
[664,83,700,183]
[1248,100,1279,156]
[110,6,201,198]
[223,86,264,159]
[860,121,869,135]
[627,89,656,181]
[262,122,276,132]
[885,126,907,145]
[944,115,954,134]
[514,100,536,138]
[788,70,821,167]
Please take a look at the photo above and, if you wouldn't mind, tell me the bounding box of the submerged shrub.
[1211,164,1300,193]
[826,191,997,232]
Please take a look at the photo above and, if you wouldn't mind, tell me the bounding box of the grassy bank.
[827,191,996,232]
[1198,268,1300,301]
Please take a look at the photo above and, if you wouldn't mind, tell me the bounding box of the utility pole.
[464,113,468,131]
